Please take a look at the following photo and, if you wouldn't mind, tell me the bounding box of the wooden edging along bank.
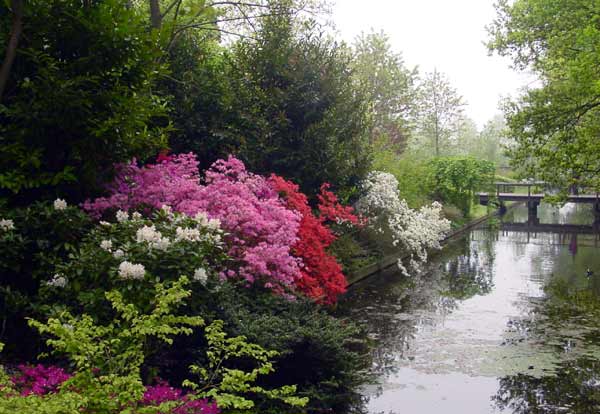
[346,203,520,287]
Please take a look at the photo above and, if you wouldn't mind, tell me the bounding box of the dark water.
[343,203,600,414]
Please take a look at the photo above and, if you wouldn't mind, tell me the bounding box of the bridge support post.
[527,201,540,225]
[593,202,600,230]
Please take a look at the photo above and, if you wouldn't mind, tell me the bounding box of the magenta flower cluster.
[11,364,71,396]
[143,380,220,414]
[83,154,302,292]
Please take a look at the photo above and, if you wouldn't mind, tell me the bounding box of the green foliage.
[168,8,372,196]
[428,156,495,216]
[184,320,308,411]
[0,201,92,358]
[488,0,600,192]
[0,0,169,202]
[198,283,372,413]
[371,137,431,208]
[0,277,203,414]
[352,30,419,151]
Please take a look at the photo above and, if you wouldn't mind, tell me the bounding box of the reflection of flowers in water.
[341,235,496,384]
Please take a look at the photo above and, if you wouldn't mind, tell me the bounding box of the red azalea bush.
[270,175,362,304]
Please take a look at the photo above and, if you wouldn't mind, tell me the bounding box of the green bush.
[0,0,169,202]
[427,156,495,216]
[0,278,307,413]
[198,283,372,413]
[0,200,92,359]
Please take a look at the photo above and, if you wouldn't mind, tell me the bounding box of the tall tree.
[416,69,465,157]
[351,30,419,152]
[488,0,600,191]
[0,0,169,203]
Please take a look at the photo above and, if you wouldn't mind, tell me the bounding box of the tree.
[416,69,465,157]
[351,30,419,152]
[169,8,371,197]
[0,0,169,203]
[478,115,508,166]
[488,0,600,192]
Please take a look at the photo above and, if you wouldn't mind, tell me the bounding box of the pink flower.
[11,364,71,396]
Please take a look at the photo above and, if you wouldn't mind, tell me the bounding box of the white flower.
[132,212,142,220]
[175,227,202,242]
[118,261,145,280]
[357,171,451,276]
[136,225,160,243]
[53,198,68,210]
[193,268,208,285]
[47,274,67,288]
[0,218,14,231]
[100,239,113,251]
[136,225,171,250]
[116,210,129,223]
[161,205,173,215]
[100,221,111,227]
[194,211,209,226]
[207,218,221,231]
[153,237,171,251]
[113,249,125,258]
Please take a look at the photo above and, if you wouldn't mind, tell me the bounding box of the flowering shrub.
[143,380,220,414]
[11,364,71,396]
[356,171,451,275]
[44,207,227,318]
[83,154,302,295]
[270,176,362,304]
[0,278,306,414]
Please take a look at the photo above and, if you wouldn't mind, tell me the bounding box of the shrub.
[83,154,303,296]
[427,156,495,216]
[0,0,169,201]
[0,200,92,359]
[357,171,451,275]
[42,207,227,322]
[0,278,307,413]
[270,176,362,304]
[202,283,371,413]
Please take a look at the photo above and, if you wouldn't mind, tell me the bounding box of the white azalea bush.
[356,171,451,275]
[41,206,228,319]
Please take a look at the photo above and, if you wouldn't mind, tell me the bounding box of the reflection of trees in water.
[494,357,600,414]
[495,279,600,413]
[341,233,496,379]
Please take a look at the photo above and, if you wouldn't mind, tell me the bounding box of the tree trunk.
[0,0,24,103]
[149,0,162,28]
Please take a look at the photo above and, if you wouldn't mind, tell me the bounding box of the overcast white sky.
[331,0,534,129]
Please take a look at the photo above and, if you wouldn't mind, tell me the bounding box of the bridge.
[478,182,600,219]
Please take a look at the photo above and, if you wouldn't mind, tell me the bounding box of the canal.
[342,202,600,413]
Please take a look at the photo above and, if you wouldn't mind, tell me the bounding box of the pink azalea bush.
[83,154,302,293]
[7,367,219,413]
[10,364,71,396]
[143,380,220,414]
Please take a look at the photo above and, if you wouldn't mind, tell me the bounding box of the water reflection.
[343,203,600,414]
